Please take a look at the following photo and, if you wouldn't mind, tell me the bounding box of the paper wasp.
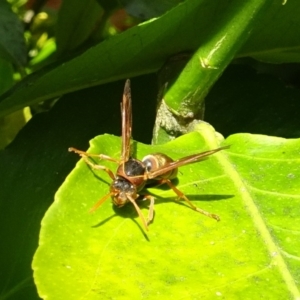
[69,80,228,230]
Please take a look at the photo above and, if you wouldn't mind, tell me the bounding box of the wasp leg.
[159,179,220,221]
[127,195,149,231]
[141,195,155,225]
[70,148,116,180]
[68,147,120,163]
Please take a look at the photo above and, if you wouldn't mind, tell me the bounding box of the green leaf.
[0,1,27,67]
[56,0,103,56]
[1,0,300,117]
[241,0,300,63]
[0,107,31,150]
[33,123,300,299]
[0,57,14,95]
[121,0,182,19]
[205,65,300,138]
[0,78,156,300]
[1,71,299,299]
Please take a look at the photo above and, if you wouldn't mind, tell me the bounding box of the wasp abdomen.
[142,153,178,180]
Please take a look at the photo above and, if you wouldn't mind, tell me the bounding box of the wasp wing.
[147,145,229,179]
[121,79,132,162]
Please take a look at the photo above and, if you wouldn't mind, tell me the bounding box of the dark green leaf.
[241,0,300,63]
[0,1,27,67]
[1,0,299,117]
[56,0,103,56]
[205,65,300,138]
[0,58,14,95]
[121,0,182,19]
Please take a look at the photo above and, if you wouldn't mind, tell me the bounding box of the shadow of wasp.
[69,80,229,231]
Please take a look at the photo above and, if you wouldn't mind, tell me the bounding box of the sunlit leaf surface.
[33,124,300,299]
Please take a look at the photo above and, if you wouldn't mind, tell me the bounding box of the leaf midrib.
[223,152,300,298]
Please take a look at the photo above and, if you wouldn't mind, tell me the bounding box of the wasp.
[69,80,229,230]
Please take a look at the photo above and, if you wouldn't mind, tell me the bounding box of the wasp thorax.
[124,159,145,176]
[142,153,178,179]
[116,158,146,188]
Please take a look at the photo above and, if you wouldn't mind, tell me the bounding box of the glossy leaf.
[33,123,300,299]
[1,71,299,299]
[241,0,300,63]
[1,0,300,117]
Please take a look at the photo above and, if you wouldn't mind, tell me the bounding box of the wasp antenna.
[90,192,114,213]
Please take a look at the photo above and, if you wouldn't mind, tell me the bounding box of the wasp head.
[110,176,137,207]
